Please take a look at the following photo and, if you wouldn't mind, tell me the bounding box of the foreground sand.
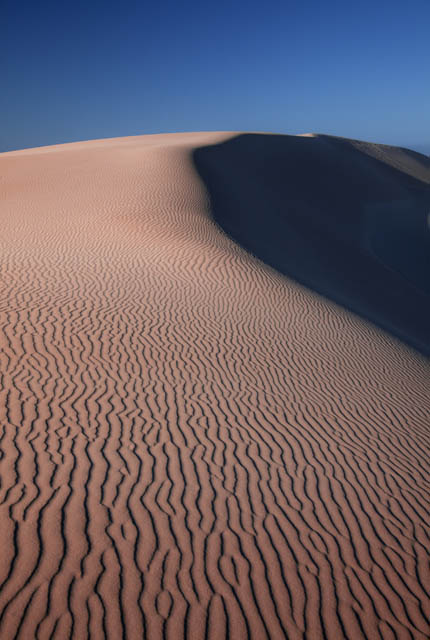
[0,132,429,639]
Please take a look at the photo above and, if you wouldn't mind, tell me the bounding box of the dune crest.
[194,132,430,354]
[0,132,429,639]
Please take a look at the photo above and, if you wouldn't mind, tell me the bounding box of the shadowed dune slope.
[0,132,429,639]
[193,133,430,354]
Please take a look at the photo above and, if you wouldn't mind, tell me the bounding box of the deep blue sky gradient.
[2,0,429,152]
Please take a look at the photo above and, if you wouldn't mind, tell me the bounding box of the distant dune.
[0,132,429,639]
[409,143,430,157]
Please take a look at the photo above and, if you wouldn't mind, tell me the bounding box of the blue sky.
[2,0,429,152]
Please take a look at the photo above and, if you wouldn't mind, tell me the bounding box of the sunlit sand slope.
[0,132,429,639]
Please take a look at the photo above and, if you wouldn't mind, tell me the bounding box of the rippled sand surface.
[0,132,429,639]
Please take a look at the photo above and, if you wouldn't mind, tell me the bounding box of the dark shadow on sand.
[193,133,430,355]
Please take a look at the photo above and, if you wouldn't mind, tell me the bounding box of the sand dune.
[0,132,429,639]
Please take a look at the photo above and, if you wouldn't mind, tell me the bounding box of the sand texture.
[0,132,429,639]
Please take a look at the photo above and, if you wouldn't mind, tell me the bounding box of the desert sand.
[0,132,429,639]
